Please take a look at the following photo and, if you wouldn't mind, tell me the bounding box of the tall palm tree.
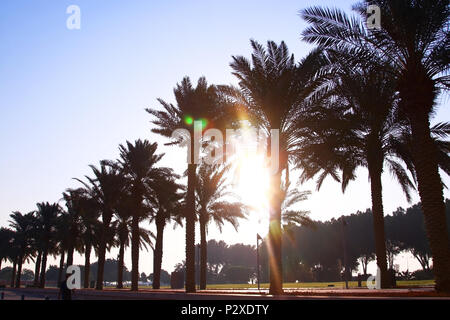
[29,215,43,287]
[295,49,419,287]
[76,188,100,288]
[301,0,450,292]
[36,202,60,288]
[7,234,19,287]
[8,211,35,288]
[113,200,132,289]
[111,191,155,290]
[196,163,247,289]
[147,77,229,292]
[117,139,169,291]
[55,210,70,284]
[226,40,324,294]
[76,161,125,290]
[148,172,184,289]
[62,189,85,268]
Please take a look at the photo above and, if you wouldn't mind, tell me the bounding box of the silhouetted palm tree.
[76,161,125,290]
[301,0,450,292]
[8,211,35,288]
[62,189,85,268]
[117,139,169,291]
[0,227,14,271]
[55,211,70,284]
[295,49,419,287]
[280,183,314,231]
[29,215,43,286]
[7,235,19,287]
[148,172,184,289]
[114,199,132,289]
[76,188,100,288]
[113,194,155,289]
[226,40,324,294]
[36,202,60,288]
[196,163,247,289]
[147,77,228,292]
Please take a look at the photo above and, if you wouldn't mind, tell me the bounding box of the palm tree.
[117,139,170,291]
[76,188,100,288]
[113,211,154,289]
[295,49,419,287]
[226,40,324,294]
[114,200,132,289]
[147,77,228,292]
[55,211,70,284]
[9,211,36,288]
[301,0,450,292]
[195,163,247,289]
[280,184,315,231]
[76,161,125,290]
[29,215,43,287]
[36,202,60,288]
[7,235,19,287]
[0,227,14,271]
[148,172,184,289]
[62,189,85,268]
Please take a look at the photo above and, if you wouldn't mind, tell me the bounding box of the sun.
[232,151,271,236]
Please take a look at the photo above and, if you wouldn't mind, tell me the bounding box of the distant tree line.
[172,200,450,284]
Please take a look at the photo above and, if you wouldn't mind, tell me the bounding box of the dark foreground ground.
[1,286,449,300]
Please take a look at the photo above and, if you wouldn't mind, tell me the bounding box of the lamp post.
[256,233,262,291]
[341,216,349,289]
[196,244,200,290]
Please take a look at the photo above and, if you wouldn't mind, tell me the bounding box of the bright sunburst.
[232,150,271,237]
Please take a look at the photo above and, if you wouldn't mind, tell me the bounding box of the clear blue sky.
[1,0,449,275]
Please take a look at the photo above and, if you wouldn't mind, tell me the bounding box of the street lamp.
[341,216,349,289]
[256,233,262,290]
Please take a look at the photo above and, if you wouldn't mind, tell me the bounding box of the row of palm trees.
[0,141,251,291]
[148,0,450,294]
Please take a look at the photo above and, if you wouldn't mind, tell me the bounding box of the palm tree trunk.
[10,259,17,287]
[67,245,74,267]
[368,158,390,288]
[84,244,91,288]
[153,220,165,289]
[131,214,140,292]
[34,250,42,286]
[409,110,450,292]
[39,248,48,288]
[185,161,197,293]
[96,234,106,290]
[268,170,283,295]
[200,212,207,290]
[117,241,125,289]
[58,251,65,285]
[15,255,23,288]
[362,257,368,277]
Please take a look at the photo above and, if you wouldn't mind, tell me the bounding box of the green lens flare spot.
[184,116,193,125]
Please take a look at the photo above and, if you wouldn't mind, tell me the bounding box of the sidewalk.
[1,286,449,300]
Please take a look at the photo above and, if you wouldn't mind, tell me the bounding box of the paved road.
[1,286,449,300]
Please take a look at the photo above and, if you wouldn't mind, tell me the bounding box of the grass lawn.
[196,279,435,290]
